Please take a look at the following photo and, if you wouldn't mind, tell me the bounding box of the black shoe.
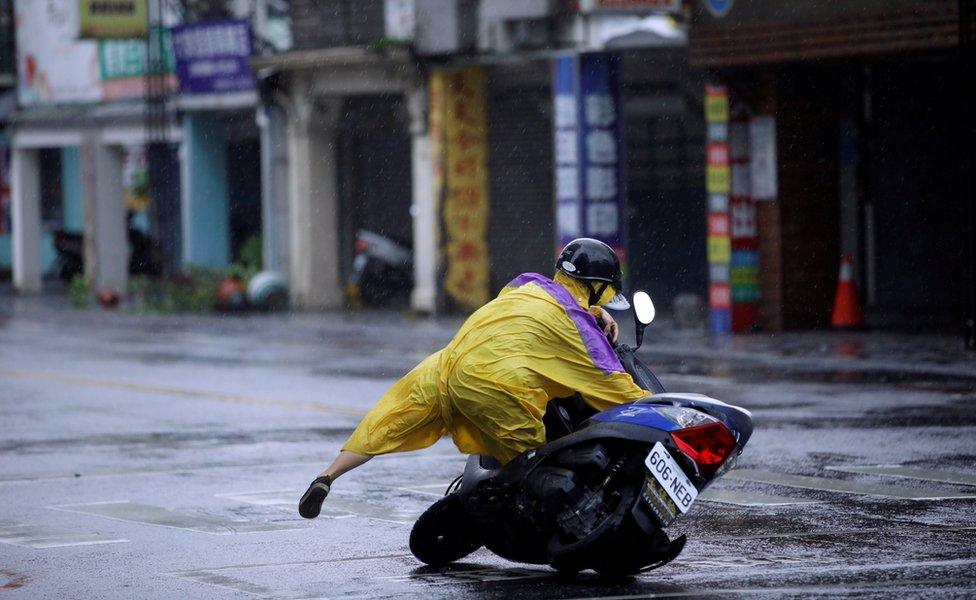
[299,475,332,519]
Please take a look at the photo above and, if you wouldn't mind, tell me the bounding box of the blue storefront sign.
[170,19,255,94]
[705,0,733,18]
[552,53,625,257]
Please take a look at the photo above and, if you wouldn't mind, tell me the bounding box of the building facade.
[689,0,973,334]
[6,0,270,294]
[257,0,706,314]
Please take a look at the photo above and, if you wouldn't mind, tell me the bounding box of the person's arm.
[590,306,619,342]
[577,370,648,412]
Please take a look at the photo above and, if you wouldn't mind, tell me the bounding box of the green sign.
[79,0,148,39]
[98,28,174,80]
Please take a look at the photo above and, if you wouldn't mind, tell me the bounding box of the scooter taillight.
[670,422,736,478]
[355,238,368,253]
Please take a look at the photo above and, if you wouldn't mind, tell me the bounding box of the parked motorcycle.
[346,230,413,307]
[409,291,753,576]
[53,223,162,282]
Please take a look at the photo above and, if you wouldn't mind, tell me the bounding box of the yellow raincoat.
[343,272,648,463]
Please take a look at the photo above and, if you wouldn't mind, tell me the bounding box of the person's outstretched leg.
[298,351,447,519]
[298,450,371,519]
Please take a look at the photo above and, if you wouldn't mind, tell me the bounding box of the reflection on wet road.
[0,308,974,598]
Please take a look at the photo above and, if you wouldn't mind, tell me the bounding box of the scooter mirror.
[632,291,654,350]
[633,291,655,325]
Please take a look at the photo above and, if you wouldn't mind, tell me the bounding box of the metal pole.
[144,0,182,275]
[961,0,976,350]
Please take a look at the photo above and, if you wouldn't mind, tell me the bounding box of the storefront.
[689,0,969,332]
[7,5,264,293]
[251,46,430,310]
[478,48,707,313]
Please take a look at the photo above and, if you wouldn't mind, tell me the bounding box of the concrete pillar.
[61,147,84,233]
[10,147,42,292]
[83,142,128,293]
[285,76,342,309]
[408,87,437,314]
[258,102,290,273]
[181,112,230,269]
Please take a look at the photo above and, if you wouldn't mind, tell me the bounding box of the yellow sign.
[707,235,731,264]
[706,165,730,194]
[705,85,729,123]
[79,0,148,39]
[434,67,491,311]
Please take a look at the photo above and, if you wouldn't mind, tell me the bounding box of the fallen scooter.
[346,230,412,307]
[409,291,753,576]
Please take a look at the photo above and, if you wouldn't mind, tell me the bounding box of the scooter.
[53,224,162,282]
[346,230,413,307]
[409,291,753,577]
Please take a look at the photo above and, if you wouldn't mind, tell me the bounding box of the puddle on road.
[699,488,821,506]
[825,465,976,487]
[217,489,423,523]
[0,520,127,549]
[643,352,976,392]
[0,427,352,455]
[725,469,976,500]
[52,501,306,534]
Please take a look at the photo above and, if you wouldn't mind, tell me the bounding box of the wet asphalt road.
[1,301,975,598]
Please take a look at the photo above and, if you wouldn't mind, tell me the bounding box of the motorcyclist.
[299,238,649,518]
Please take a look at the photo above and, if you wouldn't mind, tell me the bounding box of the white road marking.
[167,570,280,597]
[51,501,306,534]
[0,452,463,484]
[826,465,976,487]
[725,469,976,500]
[215,489,304,507]
[217,490,419,523]
[698,488,821,506]
[0,521,127,549]
[167,554,416,598]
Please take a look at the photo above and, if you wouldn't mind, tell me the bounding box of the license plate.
[645,442,698,514]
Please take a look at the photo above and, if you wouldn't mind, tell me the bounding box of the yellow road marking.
[0,368,367,416]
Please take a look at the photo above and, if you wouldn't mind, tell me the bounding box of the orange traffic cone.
[831,254,863,329]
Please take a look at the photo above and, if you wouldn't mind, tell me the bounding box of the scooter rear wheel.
[409,493,482,567]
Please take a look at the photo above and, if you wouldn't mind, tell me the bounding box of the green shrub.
[238,234,263,274]
[68,274,90,308]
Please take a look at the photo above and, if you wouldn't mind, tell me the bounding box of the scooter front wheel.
[409,493,482,567]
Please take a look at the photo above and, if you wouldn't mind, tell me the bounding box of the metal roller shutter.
[486,85,554,293]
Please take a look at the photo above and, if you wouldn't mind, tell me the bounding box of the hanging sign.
[170,19,255,94]
[749,116,777,201]
[436,66,491,311]
[79,0,148,39]
[97,27,177,99]
[705,83,731,335]
[553,52,626,263]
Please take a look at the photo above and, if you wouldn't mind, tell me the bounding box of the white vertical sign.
[749,116,777,201]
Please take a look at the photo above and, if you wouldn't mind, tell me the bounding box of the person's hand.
[595,307,619,342]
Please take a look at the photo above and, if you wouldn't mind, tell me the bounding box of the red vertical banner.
[729,106,759,332]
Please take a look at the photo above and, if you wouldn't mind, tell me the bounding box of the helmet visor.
[604,292,630,311]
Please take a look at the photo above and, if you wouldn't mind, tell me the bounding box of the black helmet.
[555,238,629,310]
